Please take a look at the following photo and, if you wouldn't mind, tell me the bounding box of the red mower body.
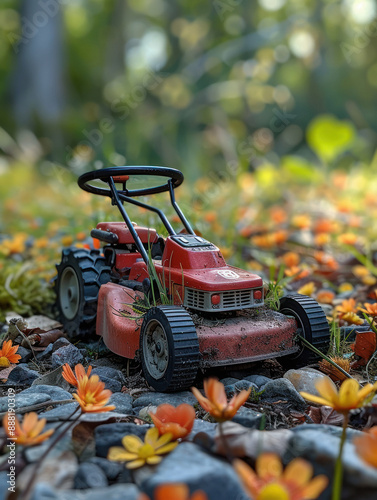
[55,166,330,392]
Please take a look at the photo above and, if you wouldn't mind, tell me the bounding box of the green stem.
[331,413,349,500]
[297,334,353,379]
[21,411,82,500]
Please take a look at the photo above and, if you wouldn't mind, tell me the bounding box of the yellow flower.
[358,302,377,318]
[234,454,328,500]
[362,275,377,286]
[338,283,353,293]
[1,233,27,256]
[108,427,178,469]
[297,282,316,297]
[3,412,54,446]
[352,265,370,278]
[336,298,358,319]
[191,378,251,422]
[341,311,363,325]
[300,378,377,415]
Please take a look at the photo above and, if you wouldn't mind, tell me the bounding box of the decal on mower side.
[217,270,240,279]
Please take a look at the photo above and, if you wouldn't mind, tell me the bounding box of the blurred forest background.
[1,0,377,178]
[3,0,377,322]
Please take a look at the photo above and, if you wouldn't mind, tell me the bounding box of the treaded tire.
[140,306,200,392]
[279,293,330,367]
[55,247,111,337]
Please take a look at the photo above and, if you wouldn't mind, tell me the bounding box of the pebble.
[283,368,336,397]
[140,442,248,500]
[87,457,124,482]
[233,406,264,429]
[74,462,108,489]
[132,391,197,410]
[260,378,307,410]
[234,380,258,392]
[244,374,271,387]
[51,344,84,370]
[219,377,239,386]
[6,365,39,385]
[17,345,32,363]
[0,392,51,413]
[21,385,72,402]
[108,392,133,414]
[29,483,139,500]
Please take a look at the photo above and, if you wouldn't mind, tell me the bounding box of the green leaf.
[306,115,356,163]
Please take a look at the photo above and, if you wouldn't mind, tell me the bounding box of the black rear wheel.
[140,306,200,392]
[279,293,330,367]
[55,248,111,337]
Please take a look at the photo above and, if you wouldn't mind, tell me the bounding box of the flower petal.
[338,379,360,407]
[122,434,143,453]
[299,392,332,406]
[146,455,162,465]
[283,457,312,485]
[156,432,174,449]
[301,475,329,499]
[126,458,146,469]
[233,458,260,497]
[315,377,338,403]
[256,453,283,480]
[145,427,160,446]
[154,441,178,455]
[108,446,138,462]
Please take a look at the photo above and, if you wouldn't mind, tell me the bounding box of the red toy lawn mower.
[55,166,330,392]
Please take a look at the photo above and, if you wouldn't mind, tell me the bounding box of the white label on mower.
[217,270,240,279]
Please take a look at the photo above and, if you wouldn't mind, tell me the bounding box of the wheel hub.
[59,267,80,320]
[143,320,169,379]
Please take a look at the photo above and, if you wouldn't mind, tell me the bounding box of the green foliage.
[264,265,290,312]
[0,262,55,321]
[247,387,265,404]
[306,115,356,163]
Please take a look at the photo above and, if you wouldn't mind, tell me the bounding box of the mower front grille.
[184,287,263,312]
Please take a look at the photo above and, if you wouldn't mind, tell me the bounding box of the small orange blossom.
[73,374,115,413]
[150,404,195,440]
[192,378,251,422]
[3,412,54,446]
[354,426,377,469]
[0,340,21,368]
[138,484,208,500]
[62,363,93,387]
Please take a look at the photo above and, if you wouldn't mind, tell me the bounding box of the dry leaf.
[308,405,343,426]
[351,331,377,368]
[21,329,64,347]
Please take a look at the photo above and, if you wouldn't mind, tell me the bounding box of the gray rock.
[97,375,122,393]
[291,423,363,442]
[219,377,239,386]
[234,380,258,392]
[30,483,139,500]
[51,344,84,369]
[95,423,150,458]
[6,365,39,385]
[108,392,133,414]
[285,429,377,500]
[132,391,196,409]
[39,403,79,421]
[140,442,248,500]
[224,385,237,398]
[74,462,108,489]
[92,366,125,384]
[189,419,217,439]
[25,427,73,463]
[87,457,124,482]
[0,392,51,413]
[244,374,271,388]
[36,344,53,361]
[284,368,335,397]
[21,385,72,402]
[0,471,10,500]
[17,345,32,363]
[52,338,71,351]
[261,378,307,410]
[233,406,264,429]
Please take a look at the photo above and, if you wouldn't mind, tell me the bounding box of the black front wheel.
[140,306,200,392]
[55,248,111,337]
[279,293,330,368]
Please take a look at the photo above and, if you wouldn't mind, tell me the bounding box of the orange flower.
[282,252,300,268]
[358,303,377,318]
[150,404,195,440]
[270,206,287,225]
[191,378,250,422]
[338,233,358,246]
[354,427,377,468]
[316,290,335,304]
[284,266,310,281]
[291,214,311,230]
[314,233,330,247]
[341,311,364,326]
[234,454,328,500]
[313,251,339,270]
[0,340,21,368]
[336,298,358,319]
[73,374,115,413]
[138,484,208,500]
[3,412,54,446]
[314,218,334,234]
[62,363,93,387]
